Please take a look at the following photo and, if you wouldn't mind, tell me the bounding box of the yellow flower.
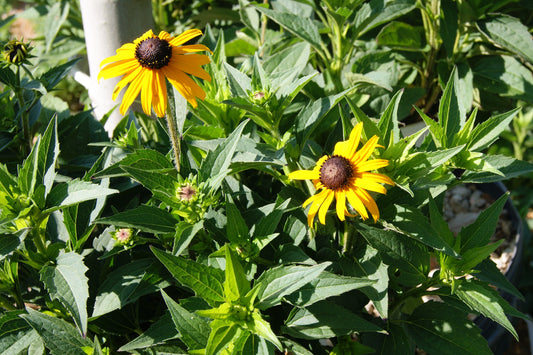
[288,123,394,227]
[98,29,211,117]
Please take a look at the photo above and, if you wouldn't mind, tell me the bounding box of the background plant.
[0,0,532,354]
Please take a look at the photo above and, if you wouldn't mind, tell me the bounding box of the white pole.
[79,0,154,136]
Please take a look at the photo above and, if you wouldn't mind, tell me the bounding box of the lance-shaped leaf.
[284,271,375,307]
[152,247,225,306]
[44,179,118,214]
[20,308,93,355]
[118,311,179,352]
[0,310,43,354]
[92,259,153,318]
[200,119,249,185]
[404,301,492,355]
[224,246,250,303]
[19,116,59,203]
[250,262,331,310]
[40,251,89,336]
[284,300,383,340]
[96,205,178,234]
[459,192,508,252]
[455,280,525,340]
[162,291,210,351]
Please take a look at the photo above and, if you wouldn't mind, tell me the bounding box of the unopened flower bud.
[3,40,31,65]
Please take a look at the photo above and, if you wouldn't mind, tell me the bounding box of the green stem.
[165,85,182,173]
[13,66,31,156]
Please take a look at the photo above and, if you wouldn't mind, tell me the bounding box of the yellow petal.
[152,70,167,117]
[169,53,211,81]
[306,190,327,227]
[335,190,347,221]
[134,30,155,45]
[351,135,379,165]
[170,29,203,47]
[111,65,143,100]
[318,190,334,225]
[288,169,319,180]
[356,159,390,172]
[353,178,387,194]
[360,172,394,186]
[119,69,145,115]
[141,69,154,116]
[355,188,380,222]
[98,58,139,81]
[176,44,212,54]
[334,122,363,158]
[346,188,369,220]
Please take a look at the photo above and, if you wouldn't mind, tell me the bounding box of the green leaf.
[44,179,118,213]
[295,91,349,149]
[394,146,464,188]
[92,149,174,179]
[404,301,492,355]
[226,198,249,244]
[249,310,282,350]
[284,271,374,307]
[378,90,402,147]
[459,192,508,252]
[263,42,311,91]
[385,206,457,256]
[377,22,423,50]
[20,309,93,355]
[44,2,69,53]
[0,229,29,262]
[460,155,533,183]
[477,14,533,64]
[250,262,331,310]
[224,247,251,303]
[118,311,179,351]
[284,300,383,340]
[224,63,252,97]
[92,259,154,318]
[440,0,458,58]
[152,247,225,306]
[40,251,89,336]
[40,58,80,92]
[19,116,59,200]
[200,119,249,182]
[455,280,521,339]
[95,205,178,234]
[0,310,43,354]
[0,66,17,87]
[162,291,210,351]
[340,245,390,318]
[356,223,428,285]
[473,55,533,102]
[120,165,178,207]
[354,0,417,37]
[254,6,322,51]
[439,67,463,146]
[468,108,520,151]
[476,259,523,300]
[205,319,243,355]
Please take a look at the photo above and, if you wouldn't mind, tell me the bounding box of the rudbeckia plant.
[0,1,532,355]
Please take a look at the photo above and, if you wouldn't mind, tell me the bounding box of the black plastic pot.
[472,182,524,355]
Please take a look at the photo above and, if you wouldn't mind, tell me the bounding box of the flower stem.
[165,83,182,172]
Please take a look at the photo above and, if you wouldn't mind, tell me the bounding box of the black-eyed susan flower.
[98,29,211,117]
[289,123,394,227]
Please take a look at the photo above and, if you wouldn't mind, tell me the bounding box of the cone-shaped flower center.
[135,37,172,69]
[320,155,353,190]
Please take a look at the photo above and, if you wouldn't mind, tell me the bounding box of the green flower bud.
[3,40,31,65]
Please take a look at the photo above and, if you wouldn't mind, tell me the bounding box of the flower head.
[112,228,133,245]
[98,29,211,117]
[3,39,32,65]
[288,123,394,227]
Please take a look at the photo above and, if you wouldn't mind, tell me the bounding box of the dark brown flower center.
[135,37,172,69]
[320,155,353,190]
